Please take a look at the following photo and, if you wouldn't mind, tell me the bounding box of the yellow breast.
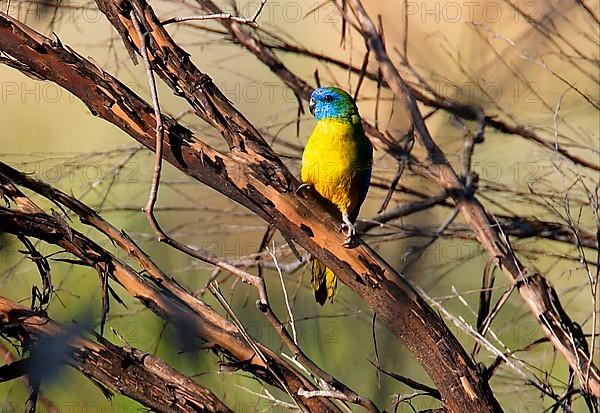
[300,118,362,214]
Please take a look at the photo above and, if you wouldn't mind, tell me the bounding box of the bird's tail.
[311,258,337,305]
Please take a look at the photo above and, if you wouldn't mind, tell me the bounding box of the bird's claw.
[341,214,355,247]
[342,235,353,247]
[296,183,312,198]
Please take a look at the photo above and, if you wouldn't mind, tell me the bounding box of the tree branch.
[0,164,339,412]
[0,11,501,412]
[346,0,600,397]
[0,297,232,413]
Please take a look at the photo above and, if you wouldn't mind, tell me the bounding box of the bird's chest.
[302,121,359,179]
[300,119,363,209]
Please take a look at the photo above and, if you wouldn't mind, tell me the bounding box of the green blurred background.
[1,0,598,411]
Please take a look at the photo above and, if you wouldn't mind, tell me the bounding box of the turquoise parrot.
[300,87,373,305]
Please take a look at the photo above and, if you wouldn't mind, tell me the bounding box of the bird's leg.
[341,212,355,247]
[296,183,312,197]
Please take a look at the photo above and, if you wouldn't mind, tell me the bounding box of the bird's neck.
[311,118,364,146]
[316,114,362,128]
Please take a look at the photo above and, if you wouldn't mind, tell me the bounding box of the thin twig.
[298,389,358,403]
[268,242,298,345]
[371,313,381,389]
[161,0,267,27]
[207,282,298,409]
[130,9,167,241]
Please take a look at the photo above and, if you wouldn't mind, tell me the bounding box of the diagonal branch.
[0,12,501,412]
[95,0,278,160]
[0,163,339,412]
[0,297,232,413]
[1,162,378,411]
[346,0,600,397]
[196,17,598,172]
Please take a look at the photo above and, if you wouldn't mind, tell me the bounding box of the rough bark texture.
[0,11,502,412]
[181,0,599,397]
[346,0,599,397]
[0,297,232,413]
[0,191,339,412]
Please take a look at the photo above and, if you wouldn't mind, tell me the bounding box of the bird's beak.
[309,97,316,115]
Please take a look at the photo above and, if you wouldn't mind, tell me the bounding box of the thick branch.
[0,13,500,412]
[346,0,600,397]
[0,206,341,411]
[0,161,380,413]
[0,179,343,412]
[0,297,231,412]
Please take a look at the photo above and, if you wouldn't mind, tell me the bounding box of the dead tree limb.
[0,297,232,413]
[0,166,340,412]
[346,0,600,397]
[184,0,599,395]
[0,12,502,412]
[0,160,379,412]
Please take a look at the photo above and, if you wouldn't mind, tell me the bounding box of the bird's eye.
[323,95,333,102]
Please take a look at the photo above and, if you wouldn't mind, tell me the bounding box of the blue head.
[309,87,359,121]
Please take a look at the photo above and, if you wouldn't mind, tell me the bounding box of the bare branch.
[0,11,501,412]
[161,0,267,27]
[0,162,339,412]
[346,0,600,397]
[0,297,233,412]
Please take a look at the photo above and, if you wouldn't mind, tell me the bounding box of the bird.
[300,86,373,305]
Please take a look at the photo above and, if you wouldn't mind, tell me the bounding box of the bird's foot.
[296,183,312,198]
[341,213,356,247]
